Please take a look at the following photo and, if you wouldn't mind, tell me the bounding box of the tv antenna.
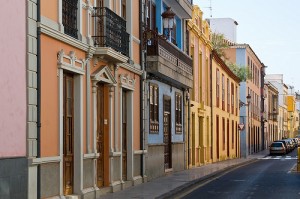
[203,0,213,17]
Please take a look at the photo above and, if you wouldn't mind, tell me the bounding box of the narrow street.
[181,150,300,199]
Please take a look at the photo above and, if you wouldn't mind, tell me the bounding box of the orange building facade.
[34,0,145,198]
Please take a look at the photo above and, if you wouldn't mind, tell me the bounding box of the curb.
[156,158,259,199]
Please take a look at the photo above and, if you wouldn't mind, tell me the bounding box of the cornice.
[118,62,143,75]
[40,23,90,52]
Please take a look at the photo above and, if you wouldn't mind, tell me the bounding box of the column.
[109,86,114,184]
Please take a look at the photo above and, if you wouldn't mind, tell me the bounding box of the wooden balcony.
[145,30,193,89]
[164,0,193,18]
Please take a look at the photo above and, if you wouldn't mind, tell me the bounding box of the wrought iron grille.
[62,0,78,39]
[92,7,129,57]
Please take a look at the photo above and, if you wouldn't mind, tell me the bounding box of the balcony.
[92,7,129,63]
[146,30,193,89]
[164,0,193,18]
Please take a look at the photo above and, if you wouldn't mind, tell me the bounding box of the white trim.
[58,0,63,32]
[109,152,122,157]
[118,63,143,75]
[91,65,117,85]
[127,91,134,180]
[132,36,140,44]
[58,68,64,196]
[73,75,84,194]
[40,23,92,52]
[119,74,136,91]
[86,60,91,153]
[92,82,97,153]
[126,0,132,59]
[41,16,60,31]
[114,69,119,152]
[78,0,83,40]
[83,153,99,159]
[94,48,129,63]
[29,156,61,165]
[133,150,148,155]
[57,49,85,75]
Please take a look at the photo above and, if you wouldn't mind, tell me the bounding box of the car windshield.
[271,143,282,147]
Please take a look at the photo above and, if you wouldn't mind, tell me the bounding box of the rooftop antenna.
[203,0,213,17]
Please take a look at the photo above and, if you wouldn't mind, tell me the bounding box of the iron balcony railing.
[145,29,193,75]
[92,7,129,57]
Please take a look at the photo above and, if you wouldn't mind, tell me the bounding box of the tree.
[211,33,251,81]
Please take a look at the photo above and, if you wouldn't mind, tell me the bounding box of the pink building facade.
[0,0,28,198]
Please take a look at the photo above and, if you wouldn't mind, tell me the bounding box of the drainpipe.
[187,89,190,167]
[210,53,213,160]
[37,0,41,198]
[139,0,145,179]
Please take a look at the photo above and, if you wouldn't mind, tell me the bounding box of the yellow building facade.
[211,52,240,161]
[187,6,212,167]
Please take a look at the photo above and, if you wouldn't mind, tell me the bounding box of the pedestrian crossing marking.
[258,156,298,160]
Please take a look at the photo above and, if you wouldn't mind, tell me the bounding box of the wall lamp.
[239,94,251,108]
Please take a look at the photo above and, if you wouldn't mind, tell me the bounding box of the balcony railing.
[145,30,193,75]
[92,7,129,57]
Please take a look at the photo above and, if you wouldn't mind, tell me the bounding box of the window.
[121,0,126,19]
[216,69,220,107]
[231,83,234,114]
[235,86,238,116]
[222,117,225,150]
[147,1,156,30]
[227,78,230,112]
[232,120,234,149]
[150,84,159,133]
[175,93,182,133]
[62,0,78,39]
[222,74,225,110]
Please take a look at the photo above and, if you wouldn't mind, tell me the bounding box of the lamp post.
[239,94,251,157]
[161,7,175,42]
[246,94,251,155]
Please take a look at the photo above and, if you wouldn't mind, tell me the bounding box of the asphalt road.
[181,149,299,199]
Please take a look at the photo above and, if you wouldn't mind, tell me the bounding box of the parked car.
[269,142,286,155]
[274,140,290,153]
[284,139,295,150]
[292,138,298,147]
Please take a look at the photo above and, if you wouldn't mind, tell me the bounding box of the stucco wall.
[0,0,26,157]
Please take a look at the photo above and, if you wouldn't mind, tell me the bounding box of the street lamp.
[161,7,175,42]
[239,94,251,108]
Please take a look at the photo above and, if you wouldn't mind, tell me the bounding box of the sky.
[193,0,300,92]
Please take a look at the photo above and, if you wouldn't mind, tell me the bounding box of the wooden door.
[97,84,105,187]
[216,116,219,159]
[227,119,230,157]
[122,90,127,180]
[191,114,195,165]
[63,74,74,195]
[163,96,172,170]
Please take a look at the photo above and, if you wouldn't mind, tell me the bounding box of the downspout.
[187,89,190,167]
[139,0,145,179]
[37,0,41,198]
[210,53,213,160]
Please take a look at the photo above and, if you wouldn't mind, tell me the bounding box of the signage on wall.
[238,123,245,131]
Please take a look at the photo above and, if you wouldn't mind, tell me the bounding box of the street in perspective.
[180,149,300,199]
[1,0,300,199]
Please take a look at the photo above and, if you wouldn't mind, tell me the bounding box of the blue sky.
[193,0,300,91]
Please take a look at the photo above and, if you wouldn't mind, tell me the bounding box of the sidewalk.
[99,150,269,199]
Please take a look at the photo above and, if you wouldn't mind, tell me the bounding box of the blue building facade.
[143,0,193,180]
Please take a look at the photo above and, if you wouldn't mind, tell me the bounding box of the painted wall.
[0,0,26,157]
[40,35,87,157]
[147,80,184,144]
[211,54,240,161]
